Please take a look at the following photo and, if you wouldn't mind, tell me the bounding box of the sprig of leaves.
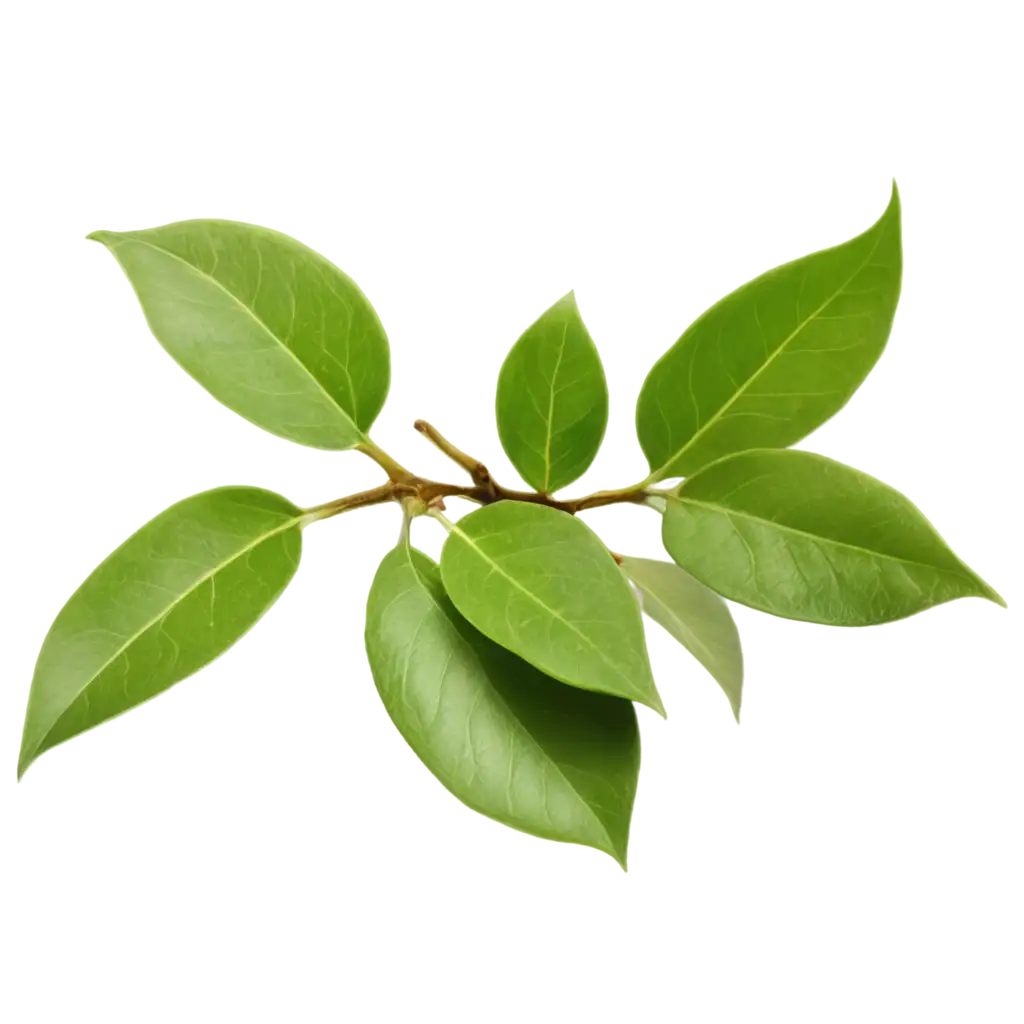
[19,185,1004,870]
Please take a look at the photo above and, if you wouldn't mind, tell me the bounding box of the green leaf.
[438,501,665,715]
[365,542,640,867]
[495,292,608,493]
[661,449,1005,626]
[636,183,902,479]
[18,487,303,778]
[89,220,390,450]
[620,556,743,721]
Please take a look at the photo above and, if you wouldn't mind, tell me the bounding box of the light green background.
[6,9,1024,1024]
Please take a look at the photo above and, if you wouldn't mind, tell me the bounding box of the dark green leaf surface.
[366,543,640,867]
[637,184,902,479]
[439,502,665,714]
[19,487,303,778]
[496,292,608,493]
[90,220,390,449]
[620,556,744,721]
[661,449,1004,625]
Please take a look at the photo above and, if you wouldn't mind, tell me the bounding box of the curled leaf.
[621,556,743,721]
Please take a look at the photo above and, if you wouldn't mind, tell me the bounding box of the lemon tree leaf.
[90,220,390,449]
[19,487,303,777]
[496,292,608,493]
[438,501,664,714]
[366,542,640,867]
[637,184,902,479]
[621,556,743,720]
[661,449,1004,625]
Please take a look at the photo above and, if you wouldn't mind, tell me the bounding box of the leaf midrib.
[670,495,972,581]
[654,223,888,476]
[542,323,570,493]
[109,232,366,441]
[25,514,302,766]
[444,521,654,707]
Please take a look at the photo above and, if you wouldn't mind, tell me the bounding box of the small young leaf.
[496,292,608,493]
[620,556,743,721]
[18,487,303,778]
[89,220,390,450]
[438,502,665,715]
[636,184,902,479]
[366,543,640,867]
[661,449,1004,625]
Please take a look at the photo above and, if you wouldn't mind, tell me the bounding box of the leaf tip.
[593,823,630,872]
[888,174,905,209]
[603,840,629,871]
[552,288,585,315]
[954,544,1011,614]
[16,746,35,782]
[82,226,127,251]
[884,181,903,286]
[983,585,1015,614]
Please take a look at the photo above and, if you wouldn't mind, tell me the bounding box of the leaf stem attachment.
[309,422,664,527]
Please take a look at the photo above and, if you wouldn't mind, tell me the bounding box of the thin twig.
[413,419,496,495]
[303,482,413,522]
[305,424,658,527]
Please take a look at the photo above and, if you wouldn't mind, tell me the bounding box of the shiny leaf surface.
[366,543,640,867]
[439,501,664,714]
[637,184,902,479]
[661,449,1004,625]
[496,292,608,493]
[90,220,390,449]
[19,487,303,777]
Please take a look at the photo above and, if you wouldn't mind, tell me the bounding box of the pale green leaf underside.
[19,487,303,777]
[620,556,743,721]
[496,291,609,493]
[365,543,640,866]
[661,449,1004,626]
[637,183,902,479]
[439,502,664,715]
[90,220,390,450]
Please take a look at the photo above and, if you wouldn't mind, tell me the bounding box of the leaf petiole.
[355,439,413,481]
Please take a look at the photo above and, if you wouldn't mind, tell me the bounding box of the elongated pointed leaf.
[439,502,665,714]
[621,556,743,721]
[366,543,640,867]
[661,449,1004,625]
[496,292,608,493]
[637,184,902,479]
[19,487,303,777]
[90,220,390,449]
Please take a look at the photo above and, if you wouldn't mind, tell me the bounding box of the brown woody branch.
[306,420,650,523]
